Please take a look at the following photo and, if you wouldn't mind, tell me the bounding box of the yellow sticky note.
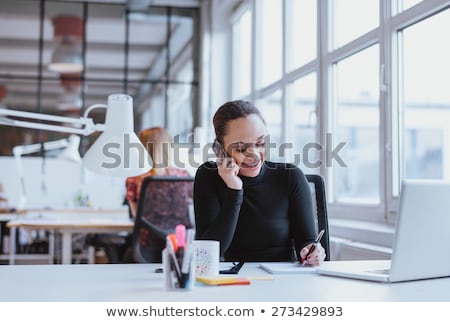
[195,276,251,286]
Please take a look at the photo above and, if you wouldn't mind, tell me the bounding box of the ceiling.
[0,0,201,115]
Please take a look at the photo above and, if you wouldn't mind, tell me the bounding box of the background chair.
[132,176,194,263]
[305,174,330,261]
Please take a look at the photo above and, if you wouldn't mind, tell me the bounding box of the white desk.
[0,262,449,301]
[7,210,133,264]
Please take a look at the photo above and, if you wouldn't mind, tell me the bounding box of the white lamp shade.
[83,94,152,177]
[58,135,81,162]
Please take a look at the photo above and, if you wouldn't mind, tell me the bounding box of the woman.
[126,127,189,218]
[194,100,325,265]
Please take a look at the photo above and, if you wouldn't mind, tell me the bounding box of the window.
[333,46,380,204]
[398,10,450,183]
[286,0,317,71]
[257,90,282,160]
[225,0,449,223]
[290,73,318,173]
[256,0,282,88]
[332,0,379,49]
[395,0,423,13]
[232,8,252,98]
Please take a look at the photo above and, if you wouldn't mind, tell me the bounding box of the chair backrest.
[305,174,330,261]
[132,176,194,263]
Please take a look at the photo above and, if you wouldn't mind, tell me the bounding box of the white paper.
[259,262,317,274]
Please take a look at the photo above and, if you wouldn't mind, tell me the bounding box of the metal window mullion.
[318,0,333,200]
[390,0,449,31]
[250,0,257,103]
[380,0,391,221]
[282,0,289,146]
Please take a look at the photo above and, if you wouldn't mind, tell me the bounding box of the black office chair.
[131,176,194,263]
[305,174,330,261]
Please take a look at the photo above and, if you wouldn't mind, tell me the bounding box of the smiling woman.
[193,100,326,265]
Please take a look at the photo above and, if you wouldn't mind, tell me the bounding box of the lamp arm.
[1,94,152,179]
[12,138,70,156]
[0,107,106,135]
[12,137,74,209]
[13,152,26,209]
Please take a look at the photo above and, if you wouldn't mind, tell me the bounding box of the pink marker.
[175,225,186,268]
[175,224,186,249]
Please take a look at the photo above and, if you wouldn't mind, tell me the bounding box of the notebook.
[317,180,450,283]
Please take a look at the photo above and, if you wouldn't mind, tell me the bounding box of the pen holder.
[162,248,195,291]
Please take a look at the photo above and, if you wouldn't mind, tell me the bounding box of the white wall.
[0,156,126,210]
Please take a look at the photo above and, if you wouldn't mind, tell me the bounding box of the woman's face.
[222,114,267,177]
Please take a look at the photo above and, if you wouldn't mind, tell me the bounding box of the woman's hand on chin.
[217,157,243,190]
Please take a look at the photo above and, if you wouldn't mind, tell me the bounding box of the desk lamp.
[0,94,152,178]
[12,135,81,209]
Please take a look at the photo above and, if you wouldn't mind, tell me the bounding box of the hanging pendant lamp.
[48,16,84,73]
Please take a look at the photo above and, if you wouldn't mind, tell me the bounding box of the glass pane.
[291,73,318,173]
[232,9,252,98]
[395,0,423,14]
[167,83,193,141]
[257,0,282,88]
[144,91,166,128]
[287,0,317,71]
[256,90,282,161]
[333,0,379,49]
[334,45,380,204]
[401,9,450,180]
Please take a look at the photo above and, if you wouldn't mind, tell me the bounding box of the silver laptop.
[317,180,450,282]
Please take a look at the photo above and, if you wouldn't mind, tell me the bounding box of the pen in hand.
[302,229,325,266]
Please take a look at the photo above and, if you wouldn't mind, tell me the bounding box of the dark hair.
[213,100,266,144]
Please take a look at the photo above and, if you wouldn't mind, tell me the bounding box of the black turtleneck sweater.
[193,161,316,262]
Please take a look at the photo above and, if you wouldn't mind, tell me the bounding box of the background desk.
[0,262,449,301]
[7,210,133,264]
[0,211,26,261]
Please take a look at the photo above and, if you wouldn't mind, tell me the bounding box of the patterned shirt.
[125,167,190,203]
